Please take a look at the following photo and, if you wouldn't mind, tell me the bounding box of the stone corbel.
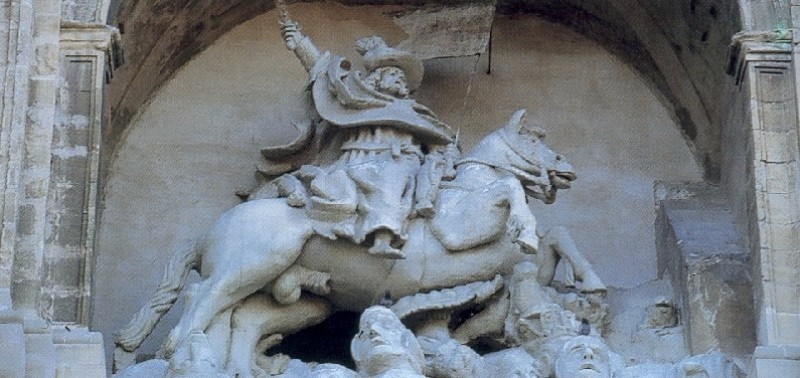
[726,29,794,86]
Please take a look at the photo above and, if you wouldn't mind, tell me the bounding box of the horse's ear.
[504,109,527,133]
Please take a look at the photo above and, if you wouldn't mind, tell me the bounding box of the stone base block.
[114,347,137,373]
[655,182,756,356]
[52,327,106,378]
[0,312,26,378]
[750,345,800,378]
[25,329,56,378]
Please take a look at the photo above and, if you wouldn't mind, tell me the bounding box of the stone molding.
[727,29,793,86]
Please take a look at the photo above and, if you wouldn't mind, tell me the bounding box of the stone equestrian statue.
[247,9,539,259]
[114,7,607,377]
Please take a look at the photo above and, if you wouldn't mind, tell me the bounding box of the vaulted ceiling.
[105,0,748,181]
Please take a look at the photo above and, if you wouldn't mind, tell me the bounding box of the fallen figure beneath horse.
[115,110,606,376]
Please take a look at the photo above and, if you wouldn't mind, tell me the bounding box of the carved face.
[365,66,410,98]
[351,307,424,375]
[555,336,612,378]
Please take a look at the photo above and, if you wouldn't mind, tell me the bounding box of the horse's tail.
[115,240,200,352]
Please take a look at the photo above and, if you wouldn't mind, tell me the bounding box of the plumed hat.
[356,36,424,91]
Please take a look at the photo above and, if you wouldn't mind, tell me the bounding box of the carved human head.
[351,306,425,376]
[364,66,410,98]
[356,36,424,94]
[554,336,613,378]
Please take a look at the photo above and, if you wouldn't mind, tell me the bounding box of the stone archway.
[102,0,743,182]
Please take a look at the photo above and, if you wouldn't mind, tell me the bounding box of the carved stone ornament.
[112,6,741,378]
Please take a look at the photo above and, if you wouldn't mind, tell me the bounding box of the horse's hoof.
[580,274,607,295]
[515,230,539,254]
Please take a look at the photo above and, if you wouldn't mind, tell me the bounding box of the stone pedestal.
[655,182,755,357]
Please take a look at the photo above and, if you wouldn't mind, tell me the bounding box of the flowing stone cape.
[259,52,455,175]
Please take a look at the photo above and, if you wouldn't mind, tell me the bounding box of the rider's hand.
[280,21,301,50]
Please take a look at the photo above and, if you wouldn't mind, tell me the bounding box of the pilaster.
[0,0,36,312]
[40,22,119,325]
[728,29,800,376]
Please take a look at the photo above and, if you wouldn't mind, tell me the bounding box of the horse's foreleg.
[488,177,539,253]
[538,226,605,293]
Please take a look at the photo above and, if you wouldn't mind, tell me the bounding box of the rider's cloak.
[257,52,455,178]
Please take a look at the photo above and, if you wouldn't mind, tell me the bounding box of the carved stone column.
[728,29,800,376]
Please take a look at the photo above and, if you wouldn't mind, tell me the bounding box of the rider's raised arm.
[281,20,321,72]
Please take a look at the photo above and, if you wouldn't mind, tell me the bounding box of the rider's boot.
[413,198,435,218]
[368,230,406,259]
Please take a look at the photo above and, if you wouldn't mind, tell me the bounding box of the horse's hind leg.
[164,249,305,357]
[164,275,262,357]
[538,226,605,293]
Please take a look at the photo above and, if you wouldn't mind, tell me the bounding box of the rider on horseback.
[257,16,459,259]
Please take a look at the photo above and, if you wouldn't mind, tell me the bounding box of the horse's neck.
[451,162,504,187]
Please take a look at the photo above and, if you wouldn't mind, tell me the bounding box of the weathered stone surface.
[40,25,114,324]
[4,0,800,376]
[656,181,755,356]
[750,345,800,378]
[52,327,106,378]
[392,4,495,60]
[0,313,26,378]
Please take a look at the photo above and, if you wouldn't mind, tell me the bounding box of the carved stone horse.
[115,110,603,372]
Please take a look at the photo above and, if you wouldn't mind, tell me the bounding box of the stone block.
[772,312,800,344]
[682,256,755,356]
[25,330,56,378]
[761,129,799,163]
[52,327,106,378]
[655,181,756,356]
[0,313,26,378]
[764,162,798,195]
[750,345,800,378]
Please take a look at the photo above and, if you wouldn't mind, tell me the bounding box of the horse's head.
[497,109,576,204]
